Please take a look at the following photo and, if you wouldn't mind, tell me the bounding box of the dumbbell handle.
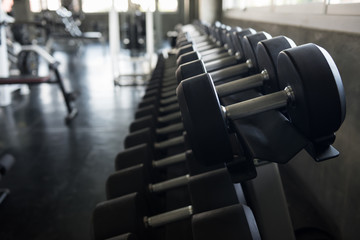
[210,59,252,82]
[156,122,183,135]
[158,102,178,113]
[149,174,190,192]
[158,111,181,123]
[145,206,193,228]
[216,70,269,98]
[161,95,177,105]
[205,54,240,72]
[152,151,187,168]
[154,135,184,150]
[225,87,294,120]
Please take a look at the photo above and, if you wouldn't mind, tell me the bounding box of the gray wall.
[223,17,360,240]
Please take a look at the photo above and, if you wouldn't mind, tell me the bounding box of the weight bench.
[0,45,78,124]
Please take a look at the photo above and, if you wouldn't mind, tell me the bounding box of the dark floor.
[0,43,145,240]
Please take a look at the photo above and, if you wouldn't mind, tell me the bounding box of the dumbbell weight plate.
[256,36,296,94]
[177,37,294,165]
[177,73,233,166]
[277,44,346,141]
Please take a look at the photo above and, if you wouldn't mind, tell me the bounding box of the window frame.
[223,1,360,34]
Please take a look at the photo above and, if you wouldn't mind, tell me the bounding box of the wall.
[223,17,360,240]
[198,0,222,24]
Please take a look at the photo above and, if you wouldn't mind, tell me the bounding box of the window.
[158,0,178,12]
[29,0,61,12]
[223,0,360,33]
[82,0,128,13]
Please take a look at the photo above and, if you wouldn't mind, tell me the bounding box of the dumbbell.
[176,43,346,166]
[141,30,268,114]
[176,22,225,51]
[118,37,295,185]
[178,24,229,56]
[177,28,256,68]
[93,168,259,240]
[130,32,273,135]
[127,36,295,154]
[142,27,248,108]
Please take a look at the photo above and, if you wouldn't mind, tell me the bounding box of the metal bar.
[154,135,184,149]
[156,122,183,135]
[157,111,181,123]
[216,70,268,98]
[205,55,238,72]
[210,60,250,82]
[225,90,288,120]
[152,152,187,168]
[150,174,190,192]
[159,103,178,113]
[160,95,178,105]
[145,206,193,228]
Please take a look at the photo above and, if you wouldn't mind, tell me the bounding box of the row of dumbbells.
[91,21,346,240]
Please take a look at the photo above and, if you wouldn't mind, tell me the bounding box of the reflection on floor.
[0,43,145,240]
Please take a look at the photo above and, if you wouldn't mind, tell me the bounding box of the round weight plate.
[176,73,234,165]
[232,28,256,61]
[257,36,296,94]
[278,43,346,140]
[177,45,195,59]
[176,59,207,82]
[177,51,201,66]
[242,32,272,74]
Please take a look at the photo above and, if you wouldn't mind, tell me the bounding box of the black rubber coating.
[189,168,239,213]
[257,36,296,94]
[176,73,234,165]
[192,204,261,240]
[92,193,147,240]
[242,32,272,74]
[176,59,207,82]
[278,43,346,141]
[177,51,201,66]
[231,28,256,61]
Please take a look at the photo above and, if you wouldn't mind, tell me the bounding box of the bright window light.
[47,0,60,11]
[82,0,129,13]
[115,0,128,12]
[329,0,360,3]
[29,0,41,12]
[29,0,62,12]
[275,0,323,5]
[158,0,178,12]
[246,0,271,7]
[131,0,155,12]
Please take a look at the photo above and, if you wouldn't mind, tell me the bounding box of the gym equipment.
[93,168,259,240]
[176,32,271,83]
[127,36,296,149]
[0,45,78,123]
[124,127,185,149]
[177,28,256,67]
[138,28,256,112]
[132,32,271,133]
[177,43,346,165]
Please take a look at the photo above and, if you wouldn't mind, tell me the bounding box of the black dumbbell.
[130,32,273,133]
[176,31,271,84]
[127,36,295,151]
[177,28,256,67]
[177,43,346,166]
[141,30,267,114]
[93,168,259,240]
[139,27,241,109]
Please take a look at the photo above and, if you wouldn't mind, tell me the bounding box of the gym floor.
[0,43,145,239]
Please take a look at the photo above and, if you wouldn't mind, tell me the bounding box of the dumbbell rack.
[92,20,345,240]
